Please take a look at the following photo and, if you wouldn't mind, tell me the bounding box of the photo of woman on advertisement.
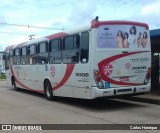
[137,32,142,48]
[116,30,123,48]
[128,25,137,48]
[123,32,129,48]
[141,31,148,48]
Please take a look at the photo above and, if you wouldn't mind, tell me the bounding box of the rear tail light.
[146,68,151,79]
[94,70,104,89]
[95,71,100,77]
[96,76,101,82]
[144,67,151,85]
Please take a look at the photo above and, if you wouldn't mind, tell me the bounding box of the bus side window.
[80,32,89,63]
[14,48,21,65]
[37,42,48,64]
[21,46,29,65]
[49,39,62,64]
[74,35,80,49]
[63,35,80,64]
[9,49,14,65]
[29,44,37,65]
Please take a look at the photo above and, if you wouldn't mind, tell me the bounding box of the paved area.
[124,87,160,105]
[0,80,160,133]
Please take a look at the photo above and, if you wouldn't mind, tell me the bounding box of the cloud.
[132,0,160,29]
[0,13,6,23]
[95,0,141,20]
[1,0,160,51]
[140,1,160,16]
[68,0,97,26]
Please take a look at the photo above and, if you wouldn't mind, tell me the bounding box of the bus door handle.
[122,51,128,53]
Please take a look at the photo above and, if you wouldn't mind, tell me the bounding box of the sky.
[0,0,160,51]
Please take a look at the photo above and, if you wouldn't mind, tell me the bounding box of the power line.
[0,23,65,30]
[0,31,55,38]
[0,31,27,36]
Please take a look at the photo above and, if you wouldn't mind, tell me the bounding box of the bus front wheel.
[12,78,19,91]
[44,81,53,100]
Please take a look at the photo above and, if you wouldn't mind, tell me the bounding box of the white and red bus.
[4,19,151,100]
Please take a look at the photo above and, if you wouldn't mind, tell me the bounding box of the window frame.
[9,49,14,56]
[63,34,80,51]
[29,44,37,55]
[80,31,89,63]
[14,47,21,65]
[38,41,48,54]
[14,48,21,56]
[37,41,49,64]
[21,46,28,56]
[63,36,74,50]
[21,46,29,65]
[63,34,80,64]
[49,39,62,64]
[28,44,37,65]
[49,39,62,52]
[9,49,14,65]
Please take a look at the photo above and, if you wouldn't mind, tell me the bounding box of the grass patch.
[0,73,6,79]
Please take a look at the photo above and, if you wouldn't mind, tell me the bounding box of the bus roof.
[5,20,149,50]
[5,45,15,52]
[45,24,91,40]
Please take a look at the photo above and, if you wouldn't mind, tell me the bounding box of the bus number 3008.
[75,73,89,77]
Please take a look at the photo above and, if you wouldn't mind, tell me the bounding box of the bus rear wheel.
[44,81,53,100]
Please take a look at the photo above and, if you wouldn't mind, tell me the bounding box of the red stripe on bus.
[52,64,75,91]
[98,51,150,86]
[9,64,75,92]
[45,32,68,40]
[10,65,44,93]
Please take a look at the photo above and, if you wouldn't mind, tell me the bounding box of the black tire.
[44,81,54,100]
[13,80,19,91]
